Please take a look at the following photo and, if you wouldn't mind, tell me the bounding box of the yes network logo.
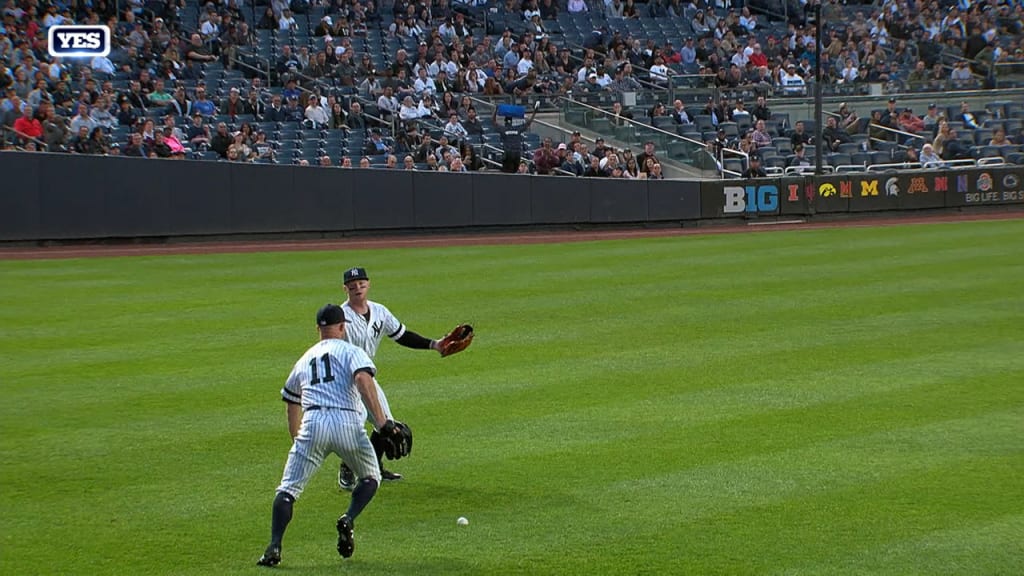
[48,25,111,58]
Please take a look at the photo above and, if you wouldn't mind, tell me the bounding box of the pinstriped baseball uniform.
[276,338,382,499]
[341,301,405,426]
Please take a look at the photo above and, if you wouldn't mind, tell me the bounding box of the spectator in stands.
[347,101,369,133]
[227,131,252,161]
[932,121,952,157]
[897,108,925,136]
[790,120,812,148]
[364,130,392,156]
[209,122,232,159]
[305,96,329,128]
[123,132,149,158]
[187,114,211,150]
[190,87,215,117]
[989,127,1013,146]
[41,106,68,152]
[461,143,484,171]
[779,63,806,95]
[147,79,173,108]
[69,126,92,154]
[626,141,654,175]
[787,143,811,168]
[280,95,303,122]
[821,116,851,152]
[701,97,725,126]
[942,128,969,161]
[742,154,767,178]
[748,119,771,149]
[68,103,96,135]
[919,143,942,167]
[532,137,561,175]
[958,101,980,129]
[670,100,692,125]
[922,103,942,133]
[443,113,468,142]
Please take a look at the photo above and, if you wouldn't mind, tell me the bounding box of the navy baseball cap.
[316,303,348,326]
[343,267,369,283]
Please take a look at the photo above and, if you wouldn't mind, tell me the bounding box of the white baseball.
[457,516,469,526]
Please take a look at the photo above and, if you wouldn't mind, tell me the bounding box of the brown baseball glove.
[437,324,474,357]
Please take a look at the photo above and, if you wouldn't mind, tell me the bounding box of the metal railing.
[2,125,50,152]
[557,95,737,175]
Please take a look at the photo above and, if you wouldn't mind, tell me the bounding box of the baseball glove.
[372,420,413,460]
[437,324,474,357]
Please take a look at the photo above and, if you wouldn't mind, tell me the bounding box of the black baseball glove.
[371,420,413,460]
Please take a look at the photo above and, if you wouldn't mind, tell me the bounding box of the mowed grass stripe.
[0,218,1021,576]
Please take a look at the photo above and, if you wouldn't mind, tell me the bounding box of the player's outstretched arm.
[395,329,440,352]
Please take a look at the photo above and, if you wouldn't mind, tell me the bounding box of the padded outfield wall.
[1,152,1022,242]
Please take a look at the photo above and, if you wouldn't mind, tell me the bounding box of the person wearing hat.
[493,100,540,173]
[780,62,806,95]
[922,103,943,132]
[742,154,767,179]
[256,303,404,567]
[334,267,471,489]
[898,107,924,135]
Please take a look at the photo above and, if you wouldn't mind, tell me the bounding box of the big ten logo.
[819,181,853,198]
[48,25,111,58]
[724,185,779,214]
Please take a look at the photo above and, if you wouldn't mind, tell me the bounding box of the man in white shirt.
[517,51,534,75]
[376,86,400,117]
[443,113,468,141]
[305,98,329,128]
[780,64,806,95]
[413,68,436,97]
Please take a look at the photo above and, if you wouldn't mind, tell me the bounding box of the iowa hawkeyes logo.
[819,183,837,197]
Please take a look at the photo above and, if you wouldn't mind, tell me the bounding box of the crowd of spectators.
[2,0,1024,178]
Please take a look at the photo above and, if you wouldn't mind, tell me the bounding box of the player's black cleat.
[257,546,281,567]
[338,462,355,491]
[336,514,355,558]
[381,469,403,481]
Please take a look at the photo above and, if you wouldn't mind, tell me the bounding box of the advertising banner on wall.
[945,167,1024,207]
[700,179,783,219]
[848,172,946,212]
[779,176,814,216]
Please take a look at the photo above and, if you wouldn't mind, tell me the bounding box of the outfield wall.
[1,152,1022,242]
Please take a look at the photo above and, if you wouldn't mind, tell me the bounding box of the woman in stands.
[440,92,460,118]
[622,156,644,179]
[330,102,349,130]
[691,10,711,38]
[932,121,951,157]
[85,127,109,156]
[483,77,504,96]
[461,142,484,172]
[989,127,1014,146]
[239,122,255,146]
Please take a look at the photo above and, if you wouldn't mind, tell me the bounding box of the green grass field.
[2,219,1023,576]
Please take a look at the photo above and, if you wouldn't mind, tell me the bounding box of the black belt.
[306,406,356,412]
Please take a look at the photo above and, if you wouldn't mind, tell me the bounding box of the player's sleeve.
[378,304,407,341]
[344,346,377,380]
[280,362,303,405]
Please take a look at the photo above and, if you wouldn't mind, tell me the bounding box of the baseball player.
[336,266,447,489]
[257,303,406,567]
